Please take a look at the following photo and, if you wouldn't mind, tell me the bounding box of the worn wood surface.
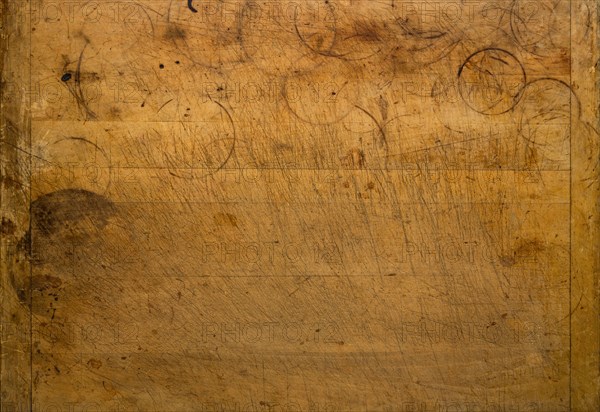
[1,1,599,411]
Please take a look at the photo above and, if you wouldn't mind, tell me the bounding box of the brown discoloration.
[164,24,187,41]
[214,212,238,227]
[108,106,122,120]
[1,216,16,235]
[30,275,62,291]
[514,239,545,257]
[87,359,102,369]
[351,20,384,43]
[499,255,516,267]
[0,174,24,191]
[30,189,115,238]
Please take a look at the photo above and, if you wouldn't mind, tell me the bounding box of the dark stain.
[214,213,238,228]
[164,24,187,40]
[74,30,91,44]
[353,20,383,42]
[108,106,122,120]
[514,239,544,256]
[499,255,516,267]
[499,239,544,267]
[0,174,24,191]
[31,189,115,237]
[31,275,63,291]
[16,229,31,256]
[1,217,16,235]
[61,73,72,82]
[273,142,294,152]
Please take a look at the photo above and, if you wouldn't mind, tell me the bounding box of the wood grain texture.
[1,1,598,411]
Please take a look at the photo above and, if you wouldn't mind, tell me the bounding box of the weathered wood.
[1,1,598,410]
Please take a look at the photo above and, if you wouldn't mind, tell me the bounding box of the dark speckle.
[159,64,165,69]
[61,73,72,82]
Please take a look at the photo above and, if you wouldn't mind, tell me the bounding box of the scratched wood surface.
[1,1,598,411]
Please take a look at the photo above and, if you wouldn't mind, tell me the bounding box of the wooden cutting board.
[1,1,598,410]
